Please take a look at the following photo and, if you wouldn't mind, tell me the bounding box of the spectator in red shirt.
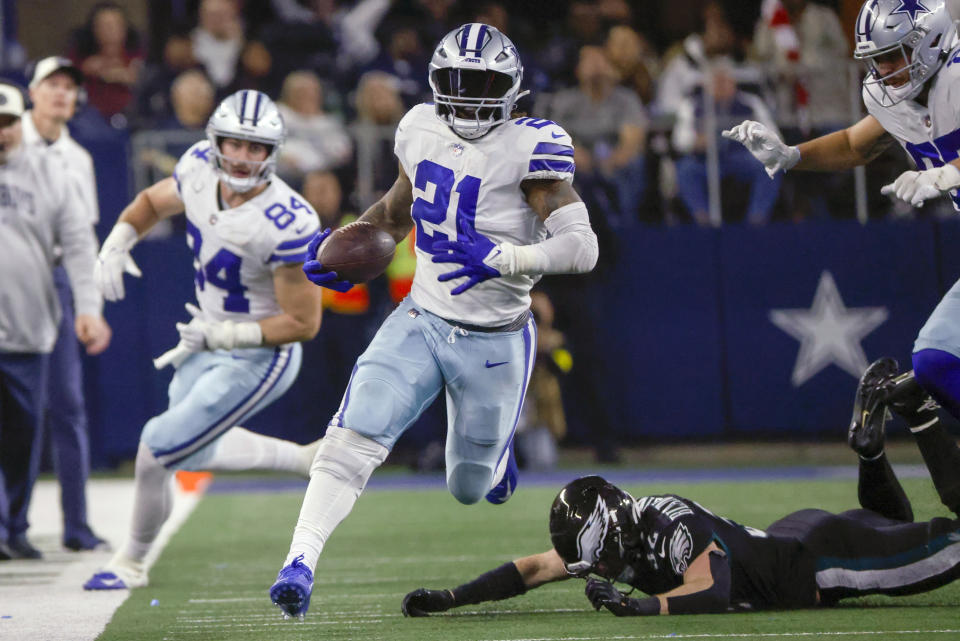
[69,2,144,124]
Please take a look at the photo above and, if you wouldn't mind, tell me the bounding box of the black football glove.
[401,588,455,617]
[585,578,658,617]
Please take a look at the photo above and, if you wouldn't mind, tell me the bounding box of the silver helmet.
[854,0,957,106]
[428,23,527,139]
[205,90,285,193]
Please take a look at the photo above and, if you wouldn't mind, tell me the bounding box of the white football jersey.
[395,103,575,326]
[173,141,319,323]
[864,47,960,208]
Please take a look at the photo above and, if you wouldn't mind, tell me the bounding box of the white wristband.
[102,221,139,252]
[231,321,263,349]
[933,163,960,191]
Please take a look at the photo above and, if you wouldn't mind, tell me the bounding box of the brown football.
[317,221,397,283]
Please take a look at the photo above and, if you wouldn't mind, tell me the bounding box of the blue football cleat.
[270,554,314,620]
[84,571,131,590]
[485,443,519,505]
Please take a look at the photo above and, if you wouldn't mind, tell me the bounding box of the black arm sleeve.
[664,549,731,614]
[451,562,528,605]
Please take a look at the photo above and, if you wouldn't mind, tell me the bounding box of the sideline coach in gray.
[0,81,109,560]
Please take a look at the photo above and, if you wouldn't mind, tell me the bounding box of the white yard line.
[0,477,202,641]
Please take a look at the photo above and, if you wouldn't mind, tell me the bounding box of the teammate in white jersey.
[269,23,599,619]
[726,0,960,516]
[83,90,323,590]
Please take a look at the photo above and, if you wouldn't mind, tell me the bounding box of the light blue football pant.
[915,278,960,357]
[141,343,301,470]
[330,297,537,504]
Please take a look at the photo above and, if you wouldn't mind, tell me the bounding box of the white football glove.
[880,164,960,208]
[95,221,142,302]
[175,303,263,351]
[721,120,800,179]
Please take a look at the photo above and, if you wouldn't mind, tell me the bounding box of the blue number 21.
[411,159,482,254]
[186,221,250,313]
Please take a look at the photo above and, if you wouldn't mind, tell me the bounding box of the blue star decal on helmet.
[891,0,931,23]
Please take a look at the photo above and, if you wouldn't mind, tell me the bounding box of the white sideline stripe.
[0,478,203,641]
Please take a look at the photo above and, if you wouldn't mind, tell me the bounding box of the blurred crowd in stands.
[5,0,921,229]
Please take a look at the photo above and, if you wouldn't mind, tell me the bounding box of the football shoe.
[485,442,519,505]
[270,554,314,620]
[849,357,898,458]
[84,555,147,589]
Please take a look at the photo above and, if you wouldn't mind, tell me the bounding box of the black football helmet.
[549,476,636,580]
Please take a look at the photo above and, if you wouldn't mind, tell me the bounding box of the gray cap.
[29,56,84,89]
[0,84,25,118]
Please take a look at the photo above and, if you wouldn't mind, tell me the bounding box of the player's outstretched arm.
[357,161,415,244]
[96,177,186,301]
[794,115,895,172]
[585,542,730,616]
[722,115,893,175]
[402,549,568,617]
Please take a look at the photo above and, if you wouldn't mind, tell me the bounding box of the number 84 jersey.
[864,48,960,209]
[395,103,576,326]
[173,141,319,323]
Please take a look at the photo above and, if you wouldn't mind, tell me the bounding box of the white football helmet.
[854,0,957,106]
[206,90,285,192]
[428,23,527,139]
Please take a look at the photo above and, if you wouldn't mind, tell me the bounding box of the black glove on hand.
[401,588,455,617]
[585,578,659,617]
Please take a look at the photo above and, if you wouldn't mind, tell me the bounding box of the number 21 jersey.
[394,103,576,326]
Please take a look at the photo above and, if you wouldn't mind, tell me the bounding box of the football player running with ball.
[269,23,598,619]
[84,90,323,590]
[726,0,960,514]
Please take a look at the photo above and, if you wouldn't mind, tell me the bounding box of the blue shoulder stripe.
[533,142,574,157]
[275,234,314,251]
[528,159,575,174]
[267,251,309,264]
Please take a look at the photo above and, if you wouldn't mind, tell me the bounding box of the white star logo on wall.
[769,271,888,387]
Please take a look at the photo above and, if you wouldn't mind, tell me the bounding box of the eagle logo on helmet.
[572,494,610,573]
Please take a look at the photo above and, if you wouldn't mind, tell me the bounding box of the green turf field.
[97,476,960,641]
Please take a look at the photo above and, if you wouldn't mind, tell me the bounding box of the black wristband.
[617,595,660,616]
[452,562,527,605]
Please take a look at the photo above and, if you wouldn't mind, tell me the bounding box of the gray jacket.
[0,144,100,353]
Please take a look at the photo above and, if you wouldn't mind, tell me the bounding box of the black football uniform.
[622,494,816,610]
[621,493,960,609]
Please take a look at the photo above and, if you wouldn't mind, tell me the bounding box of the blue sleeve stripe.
[528,159,575,174]
[531,153,577,163]
[173,169,181,194]
[275,234,315,250]
[268,251,309,263]
[533,142,574,157]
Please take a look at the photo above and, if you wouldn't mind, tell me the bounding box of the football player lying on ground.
[402,357,960,616]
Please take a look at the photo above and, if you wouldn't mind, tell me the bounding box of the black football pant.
[766,446,960,605]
